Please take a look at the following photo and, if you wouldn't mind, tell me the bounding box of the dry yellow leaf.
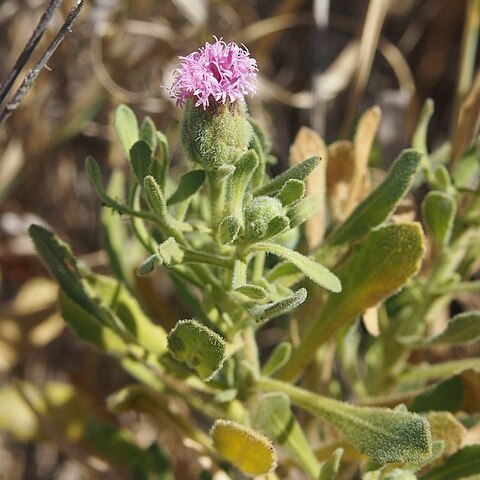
[326,140,355,222]
[289,126,327,248]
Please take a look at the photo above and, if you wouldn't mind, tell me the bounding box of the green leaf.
[252,242,341,293]
[250,288,307,322]
[318,448,343,480]
[255,393,320,478]
[398,358,480,384]
[137,254,161,276]
[114,104,139,155]
[58,291,128,354]
[130,140,153,182]
[101,169,133,288]
[154,131,169,190]
[421,445,480,480]
[408,311,480,347]
[264,215,290,240]
[231,150,259,218]
[261,379,432,465]
[280,223,425,380]
[262,342,292,376]
[287,196,319,229]
[409,376,463,413]
[218,215,241,245]
[168,319,226,381]
[87,274,168,355]
[412,98,434,156]
[277,179,305,206]
[327,149,422,246]
[167,170,206,205]
[143,175,192,232]
[28,224,99,317]
[140,116,157,151]
[254,156,320,196]
[235,284,267,299]
[422,191,456,249]
[210,419,277,476]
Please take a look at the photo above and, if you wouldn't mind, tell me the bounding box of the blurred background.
[0,0,478,478]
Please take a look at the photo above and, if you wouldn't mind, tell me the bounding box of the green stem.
[430,279,480,295]
[183,249,233,269]
[208,174,226,229]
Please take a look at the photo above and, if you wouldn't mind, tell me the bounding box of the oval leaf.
[210,419,277,477]
[168,319,226,381]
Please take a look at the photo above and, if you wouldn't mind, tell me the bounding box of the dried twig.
[0,0,86,127]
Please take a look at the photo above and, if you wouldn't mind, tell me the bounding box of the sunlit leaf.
[168,319,226,381]
[210,419,277,476]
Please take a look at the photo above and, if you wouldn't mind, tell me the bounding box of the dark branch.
[0,0,86,128]
[0,0,63,106]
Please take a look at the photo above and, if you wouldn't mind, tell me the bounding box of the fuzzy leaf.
[422,191,456,249]
[250,288,307,322]
[168,319,226,381]
[235,284,267,299]
[328,149,421,246]
[210,419,277,476]
[262,342,292,376]
[143,176,192,232]
[231,150,259,218]
[421,445,480,480]
[263,380,432,465]
[277,179,306,206]
[130,140,153,182]
[264,215,290,240]
[280,223,425,380]
[255,393,320,478]
[115,104,139,155]
[167,169,206,205]
[287,196,320,229]
[254,156,320,196]
[252,242,341,293]
[218,215,241,245]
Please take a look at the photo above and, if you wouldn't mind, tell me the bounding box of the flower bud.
[181,98,253,173]
[244,196,284,239]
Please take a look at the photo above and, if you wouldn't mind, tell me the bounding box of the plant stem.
[208,174,226,229]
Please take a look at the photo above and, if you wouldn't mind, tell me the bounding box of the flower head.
[170,37,258,109]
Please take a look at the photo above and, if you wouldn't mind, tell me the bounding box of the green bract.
[181,99,253,173]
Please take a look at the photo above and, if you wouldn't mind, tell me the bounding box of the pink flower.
[170,37,258,109]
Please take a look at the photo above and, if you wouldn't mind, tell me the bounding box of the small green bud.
[181,99,253,173]
[244,196,284,239]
